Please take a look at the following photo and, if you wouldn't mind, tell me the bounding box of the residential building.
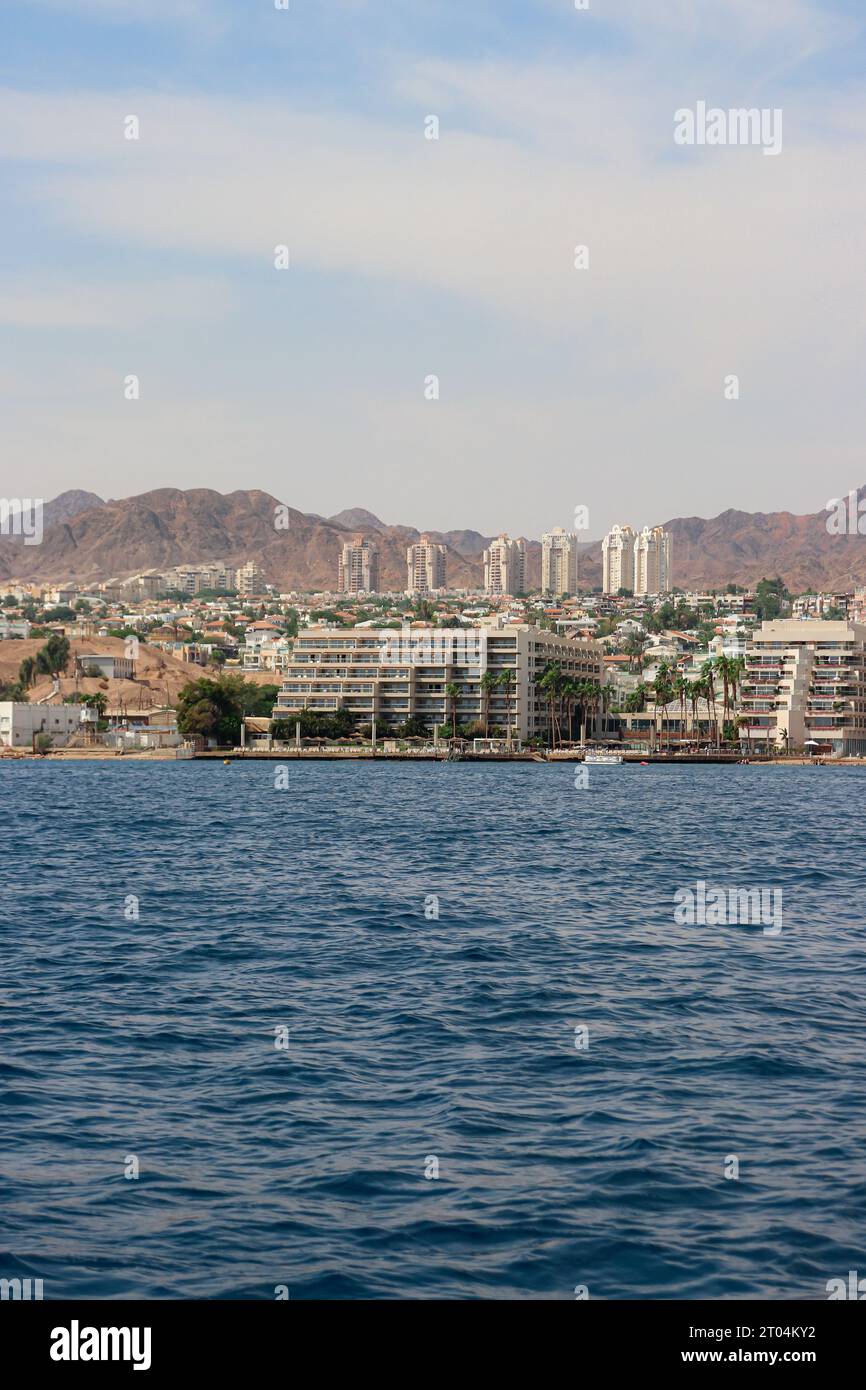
[104,707,180,749]
[406,537,447,596]
[272,623,603,741]
[0,619,31,639]
[77,653,136,681]
[0,702,83,749]
[242,621,293,673]
[483,536,526,596]
[236,561,265,595]
[634,526,672,596]
[338,536,379,594]
[740,619,866,756]
[541,528,578,597]
[602,525,636,595]
[850,590,866,626]
[165,564,237,595]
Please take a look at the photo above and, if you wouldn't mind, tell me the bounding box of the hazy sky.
[2,0,865,539]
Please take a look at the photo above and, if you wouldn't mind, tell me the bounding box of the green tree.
[176,676,245,745]
[700,659,719,747]
[496,668,516,745]
[753,577,789,622]
[395,714,429,739]
[480,670,498,737]
[80,691,108,718]
[625,683,651,714]
[539,662,564,748]
[445,682,460,740]
[19,656,38,689]
[36,634,70,678]
[653,660,675,751]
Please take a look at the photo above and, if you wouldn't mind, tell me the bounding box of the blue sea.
[1,761,864,1300]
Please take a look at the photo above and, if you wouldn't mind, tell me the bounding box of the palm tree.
[624,632,648,673]
[688,679,702,745]
[626,682,651,714]
[675,674,690,749]
[496,668,516,747]
[728,655,746,716]
[654,660,675,752]
[598,682,613,741]
[575,679,593,746]
[715,654,734,746]
[539,662,563,749]
[445,682,459,740]
[480,670,498,738]
[587,680,605,743]
[561,676,579,744]
[700,659,719,748]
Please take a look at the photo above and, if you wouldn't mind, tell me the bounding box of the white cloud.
[0,276,233,328]
[1,0,864,528]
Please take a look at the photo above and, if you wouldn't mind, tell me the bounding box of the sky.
[1,0,865,540]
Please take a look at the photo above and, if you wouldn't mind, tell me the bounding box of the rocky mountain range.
[1,486,864,594]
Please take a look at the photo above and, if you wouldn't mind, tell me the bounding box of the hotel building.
[483,536,526,597]
[633,526,672,596]
[406,537,447,596]
[740,619,866,756]
[338,536,379,595]
[541,528,578,597]
[272,623,604,741]
[601,525,636,595]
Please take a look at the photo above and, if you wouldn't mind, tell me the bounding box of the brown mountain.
[43,490,105,529]
[0,488,501,590]
[0,486,862,593]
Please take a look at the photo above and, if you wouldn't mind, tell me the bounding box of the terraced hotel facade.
[272,624,604,741]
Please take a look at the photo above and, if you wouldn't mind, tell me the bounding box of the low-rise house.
[104,706,180,748]
[0,702,83,748]
[76,653,136,680]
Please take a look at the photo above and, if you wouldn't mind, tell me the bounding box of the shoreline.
[3,749,863,766]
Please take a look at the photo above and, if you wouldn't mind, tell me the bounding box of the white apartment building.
[272,624,603,741]
[541,528,578,597]
[242,621,293,673]
[740,619,866,756]
[634,526,672,596]
[602,525,636,594]
[338,537,379,594]
[236,561,265,594]
[77,654,136,680]
[483,536,526,596]
[406,536,447,596]
[167,563,238,595]
[0,702,83,749]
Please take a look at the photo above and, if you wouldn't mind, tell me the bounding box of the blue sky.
[2,0,866,538]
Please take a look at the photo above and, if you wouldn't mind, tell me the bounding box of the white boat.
[584,752,623,765]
